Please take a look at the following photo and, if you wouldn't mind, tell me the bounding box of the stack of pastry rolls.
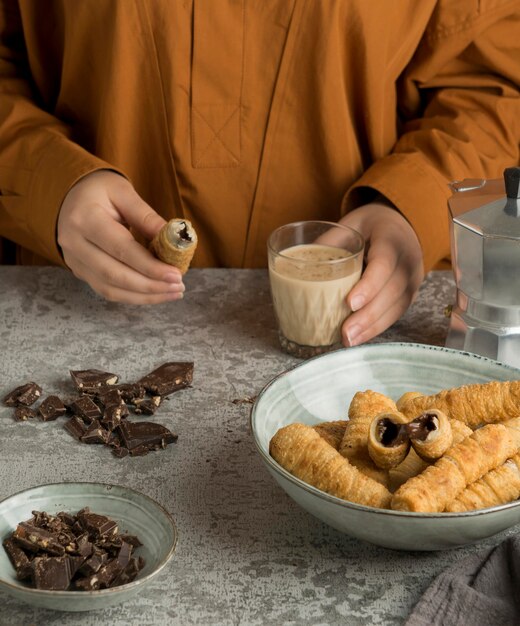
[269,380,520,513]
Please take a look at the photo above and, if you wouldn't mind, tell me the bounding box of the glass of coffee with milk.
[268,221,364,358]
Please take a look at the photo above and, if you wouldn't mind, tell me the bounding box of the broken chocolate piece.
[70,369,119,392]
[138,362,193,396]
[97,387,122,409]
[3,537,33,579]
[77,508,118,537]
[14,406,37,421]
[3,382,42,407]
[13,522,65,555]
[69,396,102,423]
[64,416,89,440]
[133,396,161,415]
[38,395,67,421]
[101,405,124,431]
[32,555,72,590]
[80,420,110,445]
[115,383,145,403]
[117,420,178,454]
[78,551,108,576]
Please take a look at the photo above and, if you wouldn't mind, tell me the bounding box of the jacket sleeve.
[0,0,123,265]
[343,1,520,273]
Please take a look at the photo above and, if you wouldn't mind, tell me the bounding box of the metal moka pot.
[446,167,520,367]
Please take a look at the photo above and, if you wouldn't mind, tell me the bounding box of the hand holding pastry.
[57,171,185,304]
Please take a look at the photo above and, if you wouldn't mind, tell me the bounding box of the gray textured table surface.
[0,268,517,626]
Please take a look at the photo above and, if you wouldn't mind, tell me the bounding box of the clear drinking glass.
[267,221,365,358]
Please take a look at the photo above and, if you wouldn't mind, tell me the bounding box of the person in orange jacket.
[0,1,519,347]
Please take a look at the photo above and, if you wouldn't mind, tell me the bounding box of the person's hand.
[57,170,185,304]
[339,201,424,346]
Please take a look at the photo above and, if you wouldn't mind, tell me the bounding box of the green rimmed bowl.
[0,482,177,611]
[251,342,520,551]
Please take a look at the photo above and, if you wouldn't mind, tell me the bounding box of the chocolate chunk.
[116,542,133,568]
[67,555,87,578]
[115,383,146,403]
[119,534,143,548]
[64,416,88,440]
[13,522,65,555]
[38,395,67,421]
[78,551,108,576]
[69,396,102,423]
[98,388,123,409]
[111,556,144,586]
[3,537,33,579]
[138,362,193,396]
[96,558,124,588]
[75,533,93,558]
[117,421,178,453]
[101,405,124,431]
[3,382,42,407]
[77,508,118,537]
[70,369,119,392]
[80,420,110,445]
[32,555,72,590]
[133,396,161,415]
[14,406,37,421]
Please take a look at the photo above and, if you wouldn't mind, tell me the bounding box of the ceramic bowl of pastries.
[251,342,520,550]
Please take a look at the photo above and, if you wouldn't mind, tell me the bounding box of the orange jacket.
[0,0,519,270]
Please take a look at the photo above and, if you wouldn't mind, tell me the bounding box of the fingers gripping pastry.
[399,380,520,428]
[391,423,518,512]
[446,455,520,512]
[396,391,423,412]
[270,423,392,509]
[407,409,453,461]
[388,419,472,491]
[313,420,348,450]
[367,411,411,469]
[150,218,198,274]
[339,390,397,459]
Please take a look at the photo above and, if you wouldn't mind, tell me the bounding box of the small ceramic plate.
[251,343,520,550]
[0,482,177,611]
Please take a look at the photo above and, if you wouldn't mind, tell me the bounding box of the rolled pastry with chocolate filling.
[367,411,411,469]
[400,380,520,428]
[391,423,518,512]
[446,454,520,512]
[313,420,348,451]
[270,423,392,509]
[396,391,424,412]
[407,409,453,461]
[339,390,397,459]
[388,419,472,491]
[314,420,388,485]
[151,218,198,274]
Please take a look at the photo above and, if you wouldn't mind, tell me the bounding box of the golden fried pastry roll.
[346,453,390,487]
[391,423,518,512]
[367,411,411,469]
[388,449,428,492]
[446,455,520,512]
[270,423,392,509]
[400,380,520,428]
[396,391,423,412]
[313,420,347,450]
[503,417,520,447]
[339,390,397,459]
[408,409,453,461]
[150,218,198,274]
[388,419,472,491]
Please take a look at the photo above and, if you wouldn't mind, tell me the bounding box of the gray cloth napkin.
[405,535,520,626]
